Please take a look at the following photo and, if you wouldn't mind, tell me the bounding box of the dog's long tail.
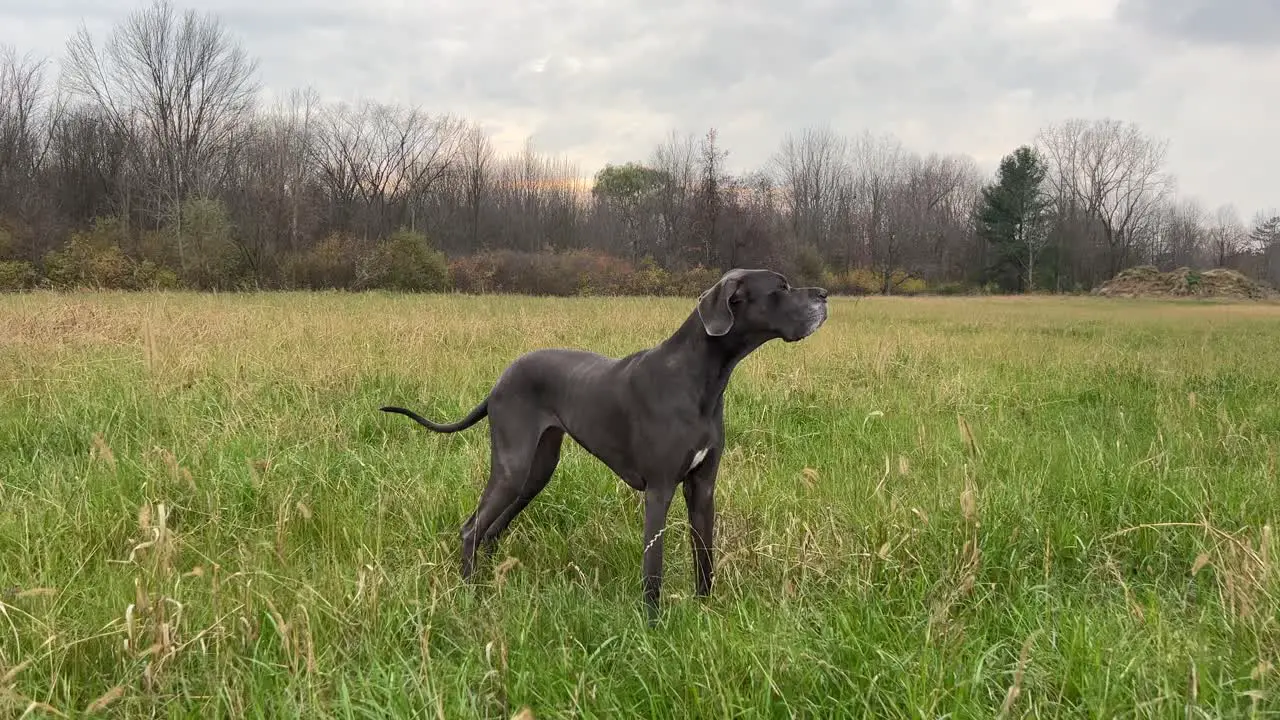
[380,399,489,433]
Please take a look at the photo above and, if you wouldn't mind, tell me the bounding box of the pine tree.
[1250,213,1280,248]
[976,146,1052,292]
[1252,212,1280,287]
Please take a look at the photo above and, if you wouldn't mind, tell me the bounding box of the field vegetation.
[3,291,1280,717]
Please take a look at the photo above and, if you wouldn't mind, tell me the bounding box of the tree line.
[2,0,1277,295]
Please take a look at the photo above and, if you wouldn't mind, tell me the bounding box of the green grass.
[3,291,1280,718]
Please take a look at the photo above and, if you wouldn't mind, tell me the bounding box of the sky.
[1,0,1277,222]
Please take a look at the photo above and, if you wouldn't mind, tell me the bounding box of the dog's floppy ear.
[696,273,743,336]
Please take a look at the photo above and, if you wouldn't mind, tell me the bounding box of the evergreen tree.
[1252,212,1280,287]
[1250,213,1280,248]
[976,145,1051,292]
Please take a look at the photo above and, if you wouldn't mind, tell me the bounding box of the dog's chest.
[688,447,710,472]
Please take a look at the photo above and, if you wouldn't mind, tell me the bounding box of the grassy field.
[3,290,1280,718]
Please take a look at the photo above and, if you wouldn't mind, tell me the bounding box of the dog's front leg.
[641,484,676,624]
[683,451,719,598]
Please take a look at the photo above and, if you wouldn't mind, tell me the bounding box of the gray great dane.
[380,268,829,622]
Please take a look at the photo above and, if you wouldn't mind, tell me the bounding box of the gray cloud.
[1117,0,1280,47]
[0,0,1277,219]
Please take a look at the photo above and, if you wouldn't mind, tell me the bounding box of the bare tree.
[43,105,132,233]
[311,101,370,236]
[871,153,971,293]
[1037,118,1174,279]
[0,47,52,182]
[1155,198,1208,269]
[350,102,407,237]
[648,130,698,263]
[63,0,260,266]
[491,139,585,253]
[525,142,588,252]
[769,126,850,258]
[396,111,466,236]
[276,87,320,253]
[1206,203,1246,268]
[849,130,905,285]
[0,45,63,248]
[310,100,464,241]
[914,153,985,283]
[230,87,321,256]
[457,122,495,250]
[693,128,728,268]
[214,85,325,282]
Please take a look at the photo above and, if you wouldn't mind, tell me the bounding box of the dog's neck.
[653,310,772,415]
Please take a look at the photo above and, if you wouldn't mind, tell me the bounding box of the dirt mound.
[1094,265,1276,300]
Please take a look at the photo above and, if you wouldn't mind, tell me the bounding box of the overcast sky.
[2,0,1277,221]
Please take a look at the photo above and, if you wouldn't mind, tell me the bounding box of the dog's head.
[696,269,828,343]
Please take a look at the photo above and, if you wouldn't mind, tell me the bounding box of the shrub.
[356,229,450,292]
[171,197,250,290]
[0,224,14,259]
[41,217,182,291]
[502,251,577,296]
[448,249,635,296]
[510,252,571,295]
[932,281,972,296]
[0,260,37,291]
[625,257,671,296]
[448,253,500,294]
[43,218,135,290]
[132,260,181,290]
[448,251,719,297]
[282,233,361,289]
[669,265,722,296]
[821,268,879,295]
[819,267,930,295]
[563,250,634,296]
[894,272,928,295]
[789,244,827,287]
[135,229,176,270]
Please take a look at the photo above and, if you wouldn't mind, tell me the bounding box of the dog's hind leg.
[460,406,555,580]
[479,427,564,556]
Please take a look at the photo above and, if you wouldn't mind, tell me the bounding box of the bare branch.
[1036,118,1173,276]
[62,0,260,213]
[769,125,852,254]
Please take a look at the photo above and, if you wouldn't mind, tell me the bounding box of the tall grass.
[2,291,1280,717]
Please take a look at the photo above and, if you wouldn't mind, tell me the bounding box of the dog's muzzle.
[785,299,828,342]
[804,301,828,336]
